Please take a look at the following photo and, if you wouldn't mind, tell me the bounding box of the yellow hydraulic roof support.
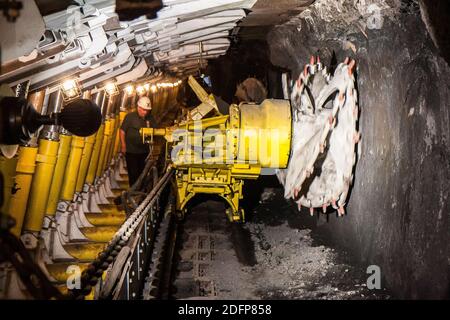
[60,136,85,201]
[7,146,38,237]
[23,138,59,233]
[0,156,18,215]
[96,120,111,178]
[76,133,96,192]
[86,124,105,185]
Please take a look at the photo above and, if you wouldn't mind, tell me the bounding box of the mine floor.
[171,183,392,300]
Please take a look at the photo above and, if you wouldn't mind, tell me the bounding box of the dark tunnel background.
[207,40,285,104]
[205,0,449,299]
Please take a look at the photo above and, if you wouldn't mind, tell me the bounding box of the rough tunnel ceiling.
[235,0,315,40]
[115,0,163,20]
[240,0,314,26]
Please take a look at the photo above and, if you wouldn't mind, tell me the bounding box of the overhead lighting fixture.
[150,85,157,93]
[104,82,119,96]
[61,78,81,101]
[136,85,145,95]
[143,83,150,92]
[125,84,134,95]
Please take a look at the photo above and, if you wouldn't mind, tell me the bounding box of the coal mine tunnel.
[0,0,448,302]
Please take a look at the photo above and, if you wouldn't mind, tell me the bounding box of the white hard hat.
[137,96,152,110]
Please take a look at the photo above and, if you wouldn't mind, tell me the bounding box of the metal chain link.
[67,167,173,299]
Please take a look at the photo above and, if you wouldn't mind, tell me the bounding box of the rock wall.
[267,0,449,298]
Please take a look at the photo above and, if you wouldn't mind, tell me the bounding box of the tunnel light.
[61,78,81,101]
[104,82,119,96]
[136,85,145,95]
[150,85,157,93]
[125,84,134,95]
[143,83,150,92]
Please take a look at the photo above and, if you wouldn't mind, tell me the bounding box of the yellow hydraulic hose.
[7,146,38,237]
[46,134,72,216]
[75,133,96,192]
[86,123,105,185]
[23,139,59,233]
[60,136,85,201]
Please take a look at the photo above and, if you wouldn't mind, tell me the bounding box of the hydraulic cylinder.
[24,89,64,233]
[0,156,19,215]
[75,133,96,192]
[23,138,59,233]
[104,116,117,170]
[60,136,85,201]
[113,111,127,156]
[7,88,45,236]
[96,119,111,178]
[7,146,38,237]
[85,124,105,185]
[46,133,72,215]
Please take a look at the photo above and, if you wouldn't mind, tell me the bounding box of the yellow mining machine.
[141,76,292,222]
[143,57,359,223]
